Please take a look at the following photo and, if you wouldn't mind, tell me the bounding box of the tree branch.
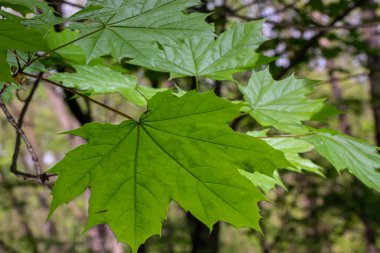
[0,89,52,187]
[276,0,370,79]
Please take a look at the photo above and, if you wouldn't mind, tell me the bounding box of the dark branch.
[276,0,369,79]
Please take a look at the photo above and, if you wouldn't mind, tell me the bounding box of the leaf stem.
[22,72,135,120]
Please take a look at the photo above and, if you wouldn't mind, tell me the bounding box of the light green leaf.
[67,0,214,62]
[239,68,324,133]
[129,21,272,80]
[263,136,323,176]
[50,65,156,106]
[304,130,380,191]
[49,91,289,251]
[240,170,285,194]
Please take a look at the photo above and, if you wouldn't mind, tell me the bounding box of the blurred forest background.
[1,0,380,252]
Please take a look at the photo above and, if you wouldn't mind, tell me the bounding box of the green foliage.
[68,0,213,62]
[49,91,289,251]
[1,0,380,252]
[0,20,48,51]
[304,130,380,192]
[248,130,323,176]
[239,68,324,133]
[128,21,272,80]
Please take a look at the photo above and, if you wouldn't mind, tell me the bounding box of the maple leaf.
[66,0,214,62]
[304,130,380,191]
[50,65,160,106]
[49,90,289,251]
[240,68,324,133]
[128,20,272,80]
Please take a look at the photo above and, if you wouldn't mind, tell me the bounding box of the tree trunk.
[186,212,220,253]
[363,3,380,253]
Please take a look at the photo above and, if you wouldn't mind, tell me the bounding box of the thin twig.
[8,50,27,64]
[10,74,42,177]
[0,95,42,179]
[0,83,9,96]
[276,0,369,79]
[23,72,135,120]
[266,20,380,31]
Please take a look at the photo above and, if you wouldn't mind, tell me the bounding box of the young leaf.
[265,137,323,175]
[50,65,161,106]
[239,68,324,133]
[49,91,289,251]
[129,21,272,80]
[304,130,380,191]
[247,130,322,175]
[67,0,214,62]
[240,170,285,194]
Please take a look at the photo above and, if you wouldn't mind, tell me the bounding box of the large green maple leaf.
[128,20,271,80]
[67,0,213,62]
[239,68,324,133]
[49,91,289,251]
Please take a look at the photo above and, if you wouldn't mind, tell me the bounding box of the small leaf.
[49,91,289,251]
[260,135,323,176]
[240,170,285,194]
[304,130,380,191]
[239,68,324,133]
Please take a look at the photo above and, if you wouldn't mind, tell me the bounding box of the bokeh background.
[1,0,380,252]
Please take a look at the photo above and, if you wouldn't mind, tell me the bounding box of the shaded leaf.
[129,21,272,80]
